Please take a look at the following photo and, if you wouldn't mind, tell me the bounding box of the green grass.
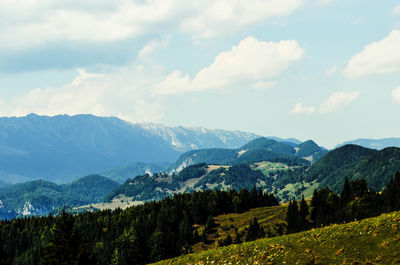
[192,205,288,253]
[154,211,400,264]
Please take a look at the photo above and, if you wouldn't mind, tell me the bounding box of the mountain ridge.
[0,113,269,183]
[337,137,400,150]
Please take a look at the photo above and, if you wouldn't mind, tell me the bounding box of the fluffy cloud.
[153,36,304,94]
[0,66,164,122]
[292,90,359,115]
[344,30,400,78]
[291,103,316,115]
[0,0,302,51]
[319,91,360,114]
[392,86,400,104]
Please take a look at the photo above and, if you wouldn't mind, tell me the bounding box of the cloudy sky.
[0,0,399,148]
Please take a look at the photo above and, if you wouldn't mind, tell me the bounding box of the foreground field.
[154,211,400,264]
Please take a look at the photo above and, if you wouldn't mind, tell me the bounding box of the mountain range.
[337,138,400,150]
[0,114,265,183]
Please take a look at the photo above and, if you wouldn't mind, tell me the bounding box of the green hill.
[154,210,400,265]
[0,175,119,218]
[104,161,310,203]
[305,145,400,193]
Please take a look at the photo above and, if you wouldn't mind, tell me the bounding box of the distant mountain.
[337,138,400,150]
[0,114,265,183]
[168,138,326,172]
[0,175,119,219]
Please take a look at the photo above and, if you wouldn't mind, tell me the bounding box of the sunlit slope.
[154,211,400,265]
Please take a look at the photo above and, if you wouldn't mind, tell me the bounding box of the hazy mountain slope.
[136,123,261,152]
[0,114,179,183]
[0,114,263,183]
[337,138,400,150]
[99,162,170,183]
[0,175,119,219]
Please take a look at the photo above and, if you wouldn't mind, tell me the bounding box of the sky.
[0,0,399,148]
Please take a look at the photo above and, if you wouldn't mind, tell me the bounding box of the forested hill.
[168,137,327,172]
[106,144,400,204]
[304,144,400,193]
[0,175,119,219]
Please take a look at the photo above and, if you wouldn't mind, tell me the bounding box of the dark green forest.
[0,188,278,265]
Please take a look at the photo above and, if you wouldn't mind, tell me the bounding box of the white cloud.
[344,30,400,78]
[0,65,164,122]
[319,91,359,114]
[153,36,304,94]
[393,4,400,15]
[180,0,303,39]
[138,36,171,58]
[291,103,316,115]
[392,86,400,104]
[0,0,303,51]
[325,65,338,76]
[292,90,359,115]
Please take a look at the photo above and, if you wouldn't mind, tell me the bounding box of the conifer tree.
[286,200,299,233]
[245,218,265,242]
[340,177,353,206]
[299,195,310,230]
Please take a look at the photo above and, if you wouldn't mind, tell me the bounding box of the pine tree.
[286,200,299,233]
[299,195,310,230]
[245,218,265,242]
[340,177,353,206]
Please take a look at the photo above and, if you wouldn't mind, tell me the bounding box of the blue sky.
[0,0,399,148]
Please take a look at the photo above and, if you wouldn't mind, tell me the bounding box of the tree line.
[286,171,400,233]
[0,188,278,265]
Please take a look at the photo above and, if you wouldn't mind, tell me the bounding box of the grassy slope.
[193,205,288,253]
[154,211,400,265]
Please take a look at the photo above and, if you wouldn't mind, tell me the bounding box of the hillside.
[155,210,400,265]
[168,138,326,173]
[105,144,400,205]
[0,114,261,183]
[192,205,288,253]
[305,145,400,193]
[0,175,119,219]
[105,160,311,203]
